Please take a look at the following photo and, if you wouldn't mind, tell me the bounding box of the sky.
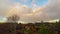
[10,0,48,8]
[14,0,48,6]
[0,0,60,23]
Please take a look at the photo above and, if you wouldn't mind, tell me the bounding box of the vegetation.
[7,14,20,34]
[0,20,60,34]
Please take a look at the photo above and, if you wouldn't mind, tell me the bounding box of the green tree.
[55,19,60,29]
[38,24,48,34]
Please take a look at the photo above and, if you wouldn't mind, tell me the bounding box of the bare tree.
[7,14,20,23]
[7,14,20,34]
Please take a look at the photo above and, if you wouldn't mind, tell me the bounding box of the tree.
[7,14,20,34]
[7,14,20,23]
[55,19,60,30]
[38,24,48,34]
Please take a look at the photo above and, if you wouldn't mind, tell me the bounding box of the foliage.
[38,24,48,34]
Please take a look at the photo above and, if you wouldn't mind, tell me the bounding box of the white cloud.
[0,0,60,23]
[20,0,60,22]
[0,0,15,16]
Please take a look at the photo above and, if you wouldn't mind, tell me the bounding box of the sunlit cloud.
[20,0,60,22]
[0,0,60,22]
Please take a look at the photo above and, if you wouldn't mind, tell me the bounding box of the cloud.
[20,0,60,22]
[0,0,9,16]
[0,0,16,16]
[0,0,60,23]
[23,0,27,2]
[6,3,33,17]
